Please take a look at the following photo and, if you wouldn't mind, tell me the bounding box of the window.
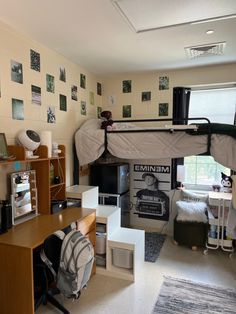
[184,87,236,189]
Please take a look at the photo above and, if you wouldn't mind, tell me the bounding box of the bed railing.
[104,117,211,156]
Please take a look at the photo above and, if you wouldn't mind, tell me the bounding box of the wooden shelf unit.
[5,144,66,215]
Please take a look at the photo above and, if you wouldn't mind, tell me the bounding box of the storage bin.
[96,223,106,233]
[96,254,106,267]
[96,232,107,254]
[112,248,133,269]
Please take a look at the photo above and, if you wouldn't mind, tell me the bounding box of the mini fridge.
[90,163,130,227]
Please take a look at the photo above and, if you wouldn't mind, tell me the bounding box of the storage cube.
[112,248,133,269]
[174,217,208,248]
[96,232,106,254]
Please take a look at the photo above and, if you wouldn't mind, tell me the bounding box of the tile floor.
[37,236,236,314]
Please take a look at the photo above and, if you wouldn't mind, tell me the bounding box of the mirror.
[10,170,38,224]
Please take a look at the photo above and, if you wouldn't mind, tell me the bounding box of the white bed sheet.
[75,119,236,171]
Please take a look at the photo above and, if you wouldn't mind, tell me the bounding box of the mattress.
[75,119,236,171]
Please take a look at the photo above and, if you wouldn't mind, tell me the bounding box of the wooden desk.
[0,207,96,314]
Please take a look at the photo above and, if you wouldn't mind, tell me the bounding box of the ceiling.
[0,0,236,75]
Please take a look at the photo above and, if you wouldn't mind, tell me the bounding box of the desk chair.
[34,226,72,314]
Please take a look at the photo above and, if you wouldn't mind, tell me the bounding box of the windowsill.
[181,184,213,194]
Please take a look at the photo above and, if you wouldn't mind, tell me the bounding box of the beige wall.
[101,64,236,231]
[0,21,102,189]
[102,63,236,119]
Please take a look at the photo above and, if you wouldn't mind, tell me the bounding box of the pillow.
[176,200,208,223]
[181,190,208,203]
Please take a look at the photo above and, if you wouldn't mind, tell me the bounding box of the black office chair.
[34,226,72,314]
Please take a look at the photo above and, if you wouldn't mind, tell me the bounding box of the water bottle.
[0,201,12,234]
[209,225,217,238]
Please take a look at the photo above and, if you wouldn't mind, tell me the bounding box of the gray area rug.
[152,276,236,314]
[145,232,166,262]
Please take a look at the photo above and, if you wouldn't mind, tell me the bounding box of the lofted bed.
[74,118,236,171]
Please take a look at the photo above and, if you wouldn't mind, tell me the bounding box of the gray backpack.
[55,229,94,299]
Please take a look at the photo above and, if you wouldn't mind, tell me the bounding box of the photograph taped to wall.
[30,49,40,72]
[159,103,169,116]
[159,76,169,90]
[80,73,86,89]
[0,133,8,159]
[97,106,102,118]
[47,106,56,123]
[71,85,78,101]
[89,91,94,105]
[46,74,55,93]
[12,98,24,120]
[123,105,132,118]
[142,91,151,102]
[81,101,86,115]
[59,94,67,111]
[31,85,41,105]
[11,60,23,84]
[59,66,66,82]
[122,80,132,93]
[97,82,102,95]
[133,163,171,221]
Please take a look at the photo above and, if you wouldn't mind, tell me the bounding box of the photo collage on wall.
[120,76,170,119]
[5,45,102,124]
[132,162,171,221]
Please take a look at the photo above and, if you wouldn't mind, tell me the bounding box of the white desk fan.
[17,130,41,158]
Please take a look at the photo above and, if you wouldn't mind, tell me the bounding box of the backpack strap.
[60,230,81,270]
[40,230,66,280]
[74,243,93,272]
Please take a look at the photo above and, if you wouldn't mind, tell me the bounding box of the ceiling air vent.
[185,42,226,59]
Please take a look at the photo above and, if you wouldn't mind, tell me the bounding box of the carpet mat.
[145,232,166,263]
[152,276,236,314]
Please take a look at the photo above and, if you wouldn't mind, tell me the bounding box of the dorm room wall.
[0,20,102,198]
[101,63,236,232]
